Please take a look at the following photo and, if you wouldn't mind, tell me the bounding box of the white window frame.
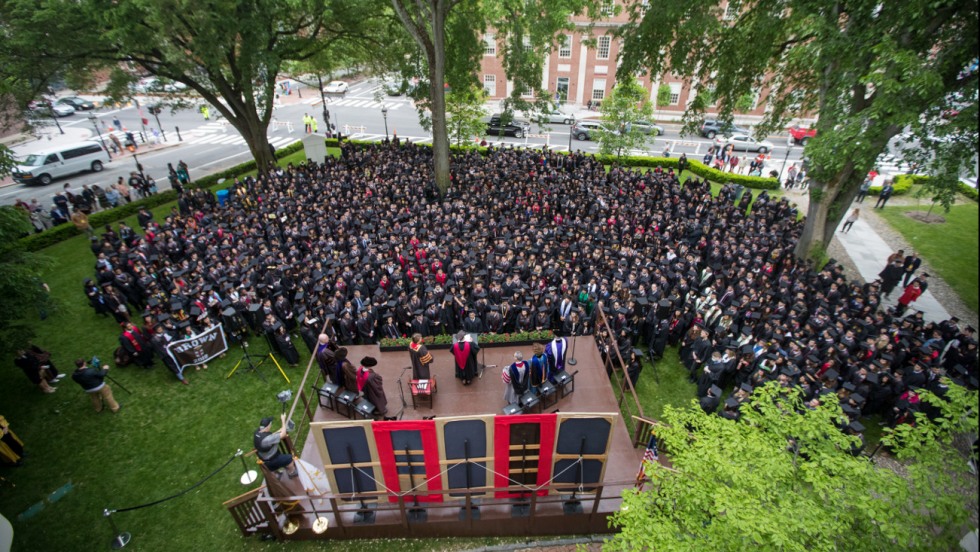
[484,74,497,96]
[523,36,533,53]
[591,78,606,101]
[724,2,739,20]
[558,35,572,58]
[597,36,611,60]
[484,33,496,56]
[521,84,534,98]
[669,83,682,105]
[601,0,615,16]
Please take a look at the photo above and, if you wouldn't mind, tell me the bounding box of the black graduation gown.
[362,371,388,416]
[275,332,300,365]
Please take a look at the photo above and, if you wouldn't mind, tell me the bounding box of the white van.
[12,141,110,185]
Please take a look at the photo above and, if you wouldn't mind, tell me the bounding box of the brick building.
[479,0,770,120]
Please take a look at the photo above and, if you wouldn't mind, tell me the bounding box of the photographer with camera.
[254,414,298,478]
[71,358,121,414]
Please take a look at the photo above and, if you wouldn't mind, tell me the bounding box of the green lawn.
[877,202,979,314]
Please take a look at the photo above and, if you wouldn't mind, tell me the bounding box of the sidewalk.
[836,218,950,322]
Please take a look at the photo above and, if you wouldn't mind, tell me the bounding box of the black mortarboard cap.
[849,420,865,433]
[725,397,740,408]
[824,369,839,381]
[709,384,722,396]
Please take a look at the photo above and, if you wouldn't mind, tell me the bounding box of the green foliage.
[595,76,656,157]
[617,0,979,257]
[609,382,978,551]
[445,85,490,147]
[656,83,672,109]
[0,207,53,356]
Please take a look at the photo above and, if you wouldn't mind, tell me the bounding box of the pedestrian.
[14,344,64,394]
[71,358,121,413]
[303,113,312,134]
[311,117,318,133]
[677,153,688,174]
[0,415,26,466]
[71,207,93,237]
[878,257,904,296]
[841,208,859,233]
[895,280,922,317]
[109,133,122,154]
[112,116,122,131]
[177,160,190,185]
[874,181,894,209]
[200,105,210,120]
[167,163,183,194]
[902,251,922,286]
[856,178,872,203]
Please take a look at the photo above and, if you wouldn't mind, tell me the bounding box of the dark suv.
[699,119,751,139]
[485,115,530,138]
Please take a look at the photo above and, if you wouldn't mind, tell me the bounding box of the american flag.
[635,433,659,484]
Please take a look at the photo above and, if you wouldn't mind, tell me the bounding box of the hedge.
[870,173,979,202]
[597,154,780,190]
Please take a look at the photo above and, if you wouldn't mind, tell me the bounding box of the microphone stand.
[567,327,578,366]
[394,366,411,420]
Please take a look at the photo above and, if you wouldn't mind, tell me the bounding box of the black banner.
[166,324,229,372]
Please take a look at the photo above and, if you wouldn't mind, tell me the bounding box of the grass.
[877,202,979,314]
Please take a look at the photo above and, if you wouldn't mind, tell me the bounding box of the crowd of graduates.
[75,141,977,444]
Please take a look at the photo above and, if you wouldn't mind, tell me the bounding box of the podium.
[411,379,434,409]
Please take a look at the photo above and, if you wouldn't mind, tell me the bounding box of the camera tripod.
[226,340,290,383]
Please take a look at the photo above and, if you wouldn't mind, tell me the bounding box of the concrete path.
[835,217,951,322]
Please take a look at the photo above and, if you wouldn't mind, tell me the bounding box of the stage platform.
[231,339,645,541]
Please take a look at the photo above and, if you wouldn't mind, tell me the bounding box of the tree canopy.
[0,207,52,357]
[0,0,388,171]
[608,382,979,551]
[595,76,655,157]
[617,0,979,259]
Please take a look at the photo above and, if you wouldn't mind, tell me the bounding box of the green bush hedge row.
[18,141,306,252]
[870,173,978,202]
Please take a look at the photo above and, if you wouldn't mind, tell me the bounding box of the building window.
[597,36,611,60]
[669,83,681,105]
[521,84,534,98]
[484,74,496,96]
[523,37,533,53]
[559,35,572,58]
[592,78,606,101]
[484,33,496,56]
[601,0,615,16]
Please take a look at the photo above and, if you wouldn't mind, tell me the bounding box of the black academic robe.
[362,370,388,416]
[275,332,300,365]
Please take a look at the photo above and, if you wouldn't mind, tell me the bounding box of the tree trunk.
[794,172,861,260]
[428,6,450,196]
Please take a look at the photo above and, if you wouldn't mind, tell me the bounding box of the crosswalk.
[178,121,298,148]
[319,97,410,110]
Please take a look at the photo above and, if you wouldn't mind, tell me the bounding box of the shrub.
[870,174,979,202]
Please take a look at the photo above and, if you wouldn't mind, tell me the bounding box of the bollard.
[139,132,145,143]
[176,126,182,141]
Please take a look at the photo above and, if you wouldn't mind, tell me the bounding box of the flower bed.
[379,330,556,351]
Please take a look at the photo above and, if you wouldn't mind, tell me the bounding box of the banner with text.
[166,324,229,372]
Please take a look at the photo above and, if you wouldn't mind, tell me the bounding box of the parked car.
[485,114,531,138]
[11,141,109,185]
[133,76,186,93]
[699,119,751,139]
[570,120,610,140]
[532,105,575,125]
[57,96,96,110]
[323,81,349,94]
[787,125,816,145]
[630,120,664,135]
[30,100,75,117]
[714,134,775,153]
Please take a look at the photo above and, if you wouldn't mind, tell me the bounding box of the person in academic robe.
[381,314,400,340]
[545,336,568,383]
[150,324,188,384]
[315,335,339,384]
[355,310,376,344]
[408,333,433,380]
[461,311,486,333]
[699,384,722,414]
[274,325,300,366]
[119,322,154,368]
[528,342,550,394]
[502,351,530,405]
[356,357,388,418]
[697,350,727,397]
[14,345,63,393]
[450,332,479,385]
[339,348,358,393]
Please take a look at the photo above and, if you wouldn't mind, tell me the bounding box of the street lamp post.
[316,75,333,138]
[381,105,389,140]
[778,144,794,185]
[87,113,111,158]
[131,151,146,184]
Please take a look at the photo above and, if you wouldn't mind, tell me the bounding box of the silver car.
[533,106,575,125]
[714,133,775,153]
[630,120,664,135]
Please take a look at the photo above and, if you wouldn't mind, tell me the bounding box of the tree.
[1,0,384,173]
[656,83,672,109]
[595,76,654,158]
[446,85,489,147]
[390,0,598,194]
[608,382,979,551]
[0,207,53,357]
[617,0,979,260]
